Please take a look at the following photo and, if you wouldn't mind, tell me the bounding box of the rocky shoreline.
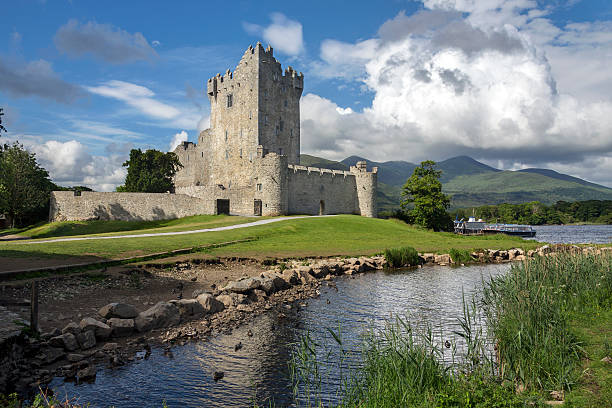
[1,244,610,398]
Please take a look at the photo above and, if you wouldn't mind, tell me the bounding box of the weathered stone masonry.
[49,43,377,222]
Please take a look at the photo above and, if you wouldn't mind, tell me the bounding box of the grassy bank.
[289,251,611,407]
[0,215,540,263]
[0,214,258,239]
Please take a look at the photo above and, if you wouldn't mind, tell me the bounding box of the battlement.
[349,161,378,174]
[288,164,353,178]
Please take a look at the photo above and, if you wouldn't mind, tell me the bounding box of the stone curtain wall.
[49,191,210,222]
[287,166,359,215]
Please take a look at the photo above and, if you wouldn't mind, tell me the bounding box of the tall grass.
[383,246,420,267]
[449,248,473,264]
[482,251,612,391]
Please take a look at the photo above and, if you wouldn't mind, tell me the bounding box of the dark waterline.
[527,224,612,244]
[50,263,511,408]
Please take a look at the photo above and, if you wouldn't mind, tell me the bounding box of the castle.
[49,43,377,222]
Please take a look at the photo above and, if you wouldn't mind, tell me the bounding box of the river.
[50,263,510,407]
[528,224,612,244]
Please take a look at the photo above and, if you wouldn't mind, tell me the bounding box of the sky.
[1,0,611,190]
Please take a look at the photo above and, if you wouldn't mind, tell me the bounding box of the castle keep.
[49,43,377,222]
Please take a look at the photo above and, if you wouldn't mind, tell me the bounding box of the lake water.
[50,263,510,408]
[528,224,612,244]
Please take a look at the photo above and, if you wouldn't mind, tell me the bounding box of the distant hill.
[299,154,612,212]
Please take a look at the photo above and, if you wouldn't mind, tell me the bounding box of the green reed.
[383,246,420,267]
[482,251,612,391]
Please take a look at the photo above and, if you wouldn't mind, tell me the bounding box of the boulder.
[172,298,206,321]
[49,333,79,352]
[134,302,180,332]
[434,254,451,265]
[39,347,65,364]
[248,289,267,302]
[297,268,317,284]
[538,245,553,255]
[215,293,245,308]
[61,322,81,336]
[67,353,85,363]
[281,269,300,285]
[108,318,135,337]
[102,342,118,352]
[77,365,96,382]
[196,293,226,313]
[259,274,289,294]
[98,303,138,319]
[80,317,112,340]
[222,277,262,293]
[76,330,96,350]
[310,264,330,278]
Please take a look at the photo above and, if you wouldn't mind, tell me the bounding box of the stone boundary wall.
[49,191,209,222]
[287,165,359,215]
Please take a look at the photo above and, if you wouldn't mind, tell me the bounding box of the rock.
[434,254,451,264]
[49,333,79,352]
[102,342,118,352]
[281,269,300,285]
[61,322,81,336]
[98,303,138,319]
[601,356,612,364]
[213,371,224,382]
[108,318,135,337]
[222,277,262,293]
[39,347,65,364]
[41,328,61,340]
[192,289,205,298]
[196,293,226,314]
[310,264,330,278]
[76,330,96,350]
[134,302,180,332]
[538,245,552,255]
[297,268,317,284]
[77,365,96,382]
[215,293,245,308]
[67,353,84,363]
[248,289,267,302]
[80,317,112,340]
[172,299,206,321]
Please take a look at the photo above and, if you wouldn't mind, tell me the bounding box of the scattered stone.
[61,322,81,336]
[99,303,138,319]
[49,333,79,351]
[213,371,224,382]
[197,293,226,314]
[80,317,112,340]
[102,342,119,352]
[234,342,243,351]
[76,330,96,350]
[222,277,262,293]
[172,299,206,321]
[77,365,96,382]
[601,356,612,364]
[108,318,135,337]
[134,302,180,332]
[192,289,205,298]
[67,353,84,363]
[247,329,253,337]
[38,347,65,364]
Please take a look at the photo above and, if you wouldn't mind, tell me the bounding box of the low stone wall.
[49,191,209,222]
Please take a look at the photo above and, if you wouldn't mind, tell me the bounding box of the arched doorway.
[319,200,325,215]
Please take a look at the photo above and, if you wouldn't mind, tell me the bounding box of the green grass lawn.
[0,215,540,261]
[0,214,259,240]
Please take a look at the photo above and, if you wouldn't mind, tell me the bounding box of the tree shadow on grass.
[0,248,108,275]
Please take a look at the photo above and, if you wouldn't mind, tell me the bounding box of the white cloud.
[243,13,304,56]
[26,139,126,191]
[169,130,188,151]
[303,1,612,185]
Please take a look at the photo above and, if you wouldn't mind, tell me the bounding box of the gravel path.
[18,215,331,245]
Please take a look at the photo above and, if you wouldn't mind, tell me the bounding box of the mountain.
[299,154,612,212]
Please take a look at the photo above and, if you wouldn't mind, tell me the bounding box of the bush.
[449,248,473,264]
[384,246,420,267]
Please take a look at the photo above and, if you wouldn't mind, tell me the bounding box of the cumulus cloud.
[54,20,157,63]
[169,130,188,151]
[28,139,127,191]
[0,58,83,103]
[303,1,612,186]
[243,13,304,56]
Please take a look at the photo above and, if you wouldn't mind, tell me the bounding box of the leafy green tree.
[401,160,452,231]
[117,148,182,193]
[0,142,54,227]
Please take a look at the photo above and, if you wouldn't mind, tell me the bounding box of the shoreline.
[1,244,610,399]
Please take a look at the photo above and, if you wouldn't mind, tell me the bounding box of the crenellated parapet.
[350,161,378,218]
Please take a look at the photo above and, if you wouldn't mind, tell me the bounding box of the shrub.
[384,246,420,267]
[449,248,473,264]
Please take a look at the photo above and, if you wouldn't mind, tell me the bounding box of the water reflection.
[51,263,511,408]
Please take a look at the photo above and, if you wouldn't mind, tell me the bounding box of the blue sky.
[1,0,611,190]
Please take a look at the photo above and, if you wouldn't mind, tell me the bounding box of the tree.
[401,160,452,231]
[0,142,54,227]
[117,149,182,193]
